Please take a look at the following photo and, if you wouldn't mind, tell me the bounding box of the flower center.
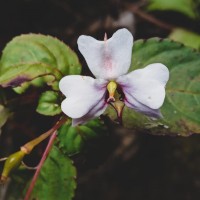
[106,81,125,122]
[106,81,117,103]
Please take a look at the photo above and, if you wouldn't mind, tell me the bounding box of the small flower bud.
[0,150,25,183]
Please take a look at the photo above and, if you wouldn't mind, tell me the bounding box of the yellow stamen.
[107,81,117,102]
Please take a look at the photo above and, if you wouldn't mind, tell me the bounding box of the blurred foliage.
[147,0,200,19]
[74,131,200,200]
[0,105,10,135]
[169,28,200,50]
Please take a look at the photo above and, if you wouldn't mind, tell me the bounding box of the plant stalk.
[24,131,57,200]
[21,116,67,154]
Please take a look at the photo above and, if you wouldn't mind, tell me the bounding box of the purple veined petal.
[124,95,162,118]
[59,75,108,119]
[72,94,108,126]
[77,28,133,80]
[117,63,169,110]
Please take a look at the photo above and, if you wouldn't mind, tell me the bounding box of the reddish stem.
[24,131,57,200]
[22,116,67,154]
[125,3,175,31]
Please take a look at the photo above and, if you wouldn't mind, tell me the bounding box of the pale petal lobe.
[72,95,107,126]
[124,95,163,118]
[117,63,169,112]
[77,28,133,80]
[59,75,107,119]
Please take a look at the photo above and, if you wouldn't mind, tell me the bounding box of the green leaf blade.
[169,28,200,50]
[58,119,108,155]
[36,91,62,116]
[0,34,81,93]
[147,0,197,19]
[31,145,77,200]
[0,63,61,91]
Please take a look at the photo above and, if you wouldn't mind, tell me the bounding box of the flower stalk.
[0,116,67,184]
[21,116,67,154]
[24,131,57,200]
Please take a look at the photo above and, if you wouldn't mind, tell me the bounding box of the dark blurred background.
[1,0,200,199]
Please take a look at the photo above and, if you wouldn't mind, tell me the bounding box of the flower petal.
[72,95,107,126]
[117,63,169,110]
[59,75,107,118]
[77,28,133,80]
[124,95,162,118]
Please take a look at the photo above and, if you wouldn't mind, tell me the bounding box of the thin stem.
[21,116,67,154]
[0,157,8,162]
[21,161,38,170]
[125,3,175,31]
[24,131,57,200]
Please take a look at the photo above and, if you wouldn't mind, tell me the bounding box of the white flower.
[59,28,169,126]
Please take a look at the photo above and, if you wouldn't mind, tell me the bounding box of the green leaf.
[58,119,108,155]
[0,34,81,93]
[31,145,76,200]
[107,38,200,136]
[0,63,61,90]
[169,28,200,50]
[147,0,197,19]
[36,91,62,116]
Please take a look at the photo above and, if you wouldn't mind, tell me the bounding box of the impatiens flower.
[59,28,169,126]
